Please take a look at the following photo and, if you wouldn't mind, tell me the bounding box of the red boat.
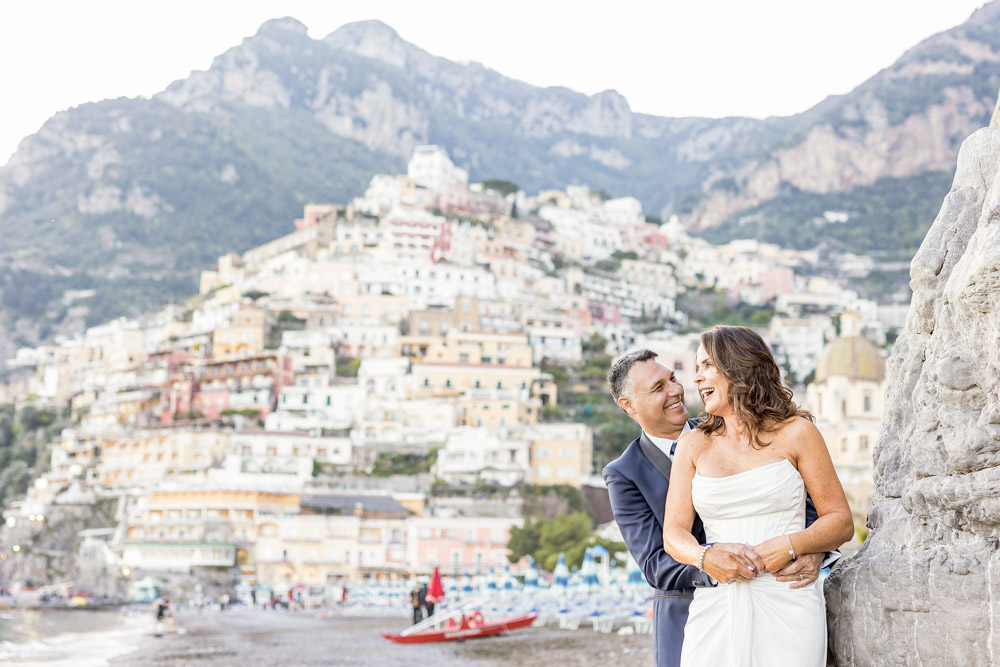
[382,609,538,644]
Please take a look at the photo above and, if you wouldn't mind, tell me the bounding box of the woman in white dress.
[662,325,854,667]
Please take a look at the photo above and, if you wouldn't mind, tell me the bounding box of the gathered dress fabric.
[680,459,826,667]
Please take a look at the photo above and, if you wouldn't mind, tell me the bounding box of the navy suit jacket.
[603,420,821,667]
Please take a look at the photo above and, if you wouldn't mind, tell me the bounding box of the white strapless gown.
[680,459,826,667]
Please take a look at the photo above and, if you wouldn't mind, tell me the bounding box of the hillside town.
[0,145,894,605]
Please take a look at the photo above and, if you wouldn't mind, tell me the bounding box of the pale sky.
[0,0,987,165]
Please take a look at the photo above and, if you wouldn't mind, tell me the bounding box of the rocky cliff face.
[683,2,1000,231]
[824,125,1000,665]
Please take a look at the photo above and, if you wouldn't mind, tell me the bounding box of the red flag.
[427,566,445,604]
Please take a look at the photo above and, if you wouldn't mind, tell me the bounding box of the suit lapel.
[638,432,672,481]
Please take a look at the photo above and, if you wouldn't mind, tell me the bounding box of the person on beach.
[410,582,422,625]
[419,582,434,619]
[603,346,838,667]
[662,326,853,666]
[154,595,172,636]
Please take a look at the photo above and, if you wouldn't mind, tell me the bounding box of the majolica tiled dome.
[814,336,885,383]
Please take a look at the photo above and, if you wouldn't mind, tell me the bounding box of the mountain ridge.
[1,6,998,359]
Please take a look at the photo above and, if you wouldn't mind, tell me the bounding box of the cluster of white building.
[1,144,895,592]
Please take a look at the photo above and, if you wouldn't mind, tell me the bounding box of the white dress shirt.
[644,421,692,461]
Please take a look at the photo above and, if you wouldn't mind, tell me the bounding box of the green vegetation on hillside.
[701,171,954,261]
[0,404,63,506]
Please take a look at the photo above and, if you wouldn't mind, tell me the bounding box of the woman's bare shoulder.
[773,416,823,455]
[679,428,711,445]
[777,415,818,436]
[677,428,712,455]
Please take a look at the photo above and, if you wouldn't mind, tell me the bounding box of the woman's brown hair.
[697,325,812,448]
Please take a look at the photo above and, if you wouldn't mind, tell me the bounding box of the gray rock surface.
[825,126,1000,665]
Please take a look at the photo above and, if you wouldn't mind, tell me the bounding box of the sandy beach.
[110,608,653,666]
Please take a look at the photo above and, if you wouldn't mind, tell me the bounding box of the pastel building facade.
[407,516,516,573]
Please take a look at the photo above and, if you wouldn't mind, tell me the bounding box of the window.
[863,393,872,413]
[841,438,848,452]
[859,436,869,451]
[536,464,552,478]
[536,446,552,458]
[460,353,469,363]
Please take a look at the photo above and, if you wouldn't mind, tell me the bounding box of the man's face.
[618,359,688,438]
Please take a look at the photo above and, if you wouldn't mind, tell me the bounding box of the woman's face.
[694,343,731,417]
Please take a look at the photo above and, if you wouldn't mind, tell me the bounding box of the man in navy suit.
[603,349,833,667]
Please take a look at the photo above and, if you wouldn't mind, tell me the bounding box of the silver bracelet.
[697,544,712,572]
[786,534,797,560]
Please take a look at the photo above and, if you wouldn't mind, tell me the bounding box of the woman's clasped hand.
[701,542,765,584]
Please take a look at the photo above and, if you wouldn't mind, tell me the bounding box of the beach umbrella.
[581,548,600,590]
[524,557,539,589]
[461,573,474,595]
[485,568,498,591]
[427,566,445,604]
[626,553,646,589]
[590,544,611,585]
[501,565,515,591]
[553,553,570,589]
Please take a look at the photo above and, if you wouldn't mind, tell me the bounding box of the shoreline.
[111,607,653,666]
[0,608,148,666]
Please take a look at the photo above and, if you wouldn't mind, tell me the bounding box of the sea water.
[0,608,147,665]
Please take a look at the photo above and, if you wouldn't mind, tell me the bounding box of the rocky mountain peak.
[255,17,309,37]
[323,20,415,69]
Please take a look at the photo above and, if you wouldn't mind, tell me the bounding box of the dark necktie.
[669,440,677,457]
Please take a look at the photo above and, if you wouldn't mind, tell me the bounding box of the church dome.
[814,335,885,383]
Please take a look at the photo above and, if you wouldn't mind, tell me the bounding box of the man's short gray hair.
[607,349,659,409]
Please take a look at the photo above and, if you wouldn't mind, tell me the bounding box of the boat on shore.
[381,598,536,644]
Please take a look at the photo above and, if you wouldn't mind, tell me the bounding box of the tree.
[336,357,361,377]
[0,461,30,505]
[277,309,304,325]
[507,519,543,564]
[242,289,269,302]
[482,179,519,197]
[0,414,13,449]
[592,417,641,468]
[18,405,55,431]
[507,512,596,571]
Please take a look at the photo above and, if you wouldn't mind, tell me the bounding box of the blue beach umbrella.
[502,565,515,591]
[581,548,600,589]
[524,557,539,589]
[554,553,570,589]
[626,553,646,588]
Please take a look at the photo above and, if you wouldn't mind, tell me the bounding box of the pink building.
[160,354,293,423]
[406,517,517,574]
[732,266,795,305]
